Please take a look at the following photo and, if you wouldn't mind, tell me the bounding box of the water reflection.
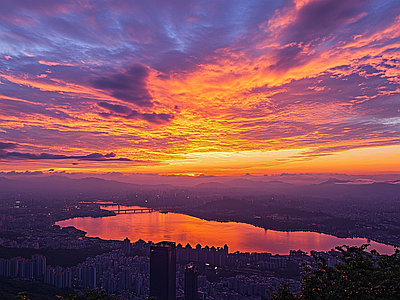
[56,206,394,255]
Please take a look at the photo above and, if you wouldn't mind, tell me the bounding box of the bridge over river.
[108,205,156,214]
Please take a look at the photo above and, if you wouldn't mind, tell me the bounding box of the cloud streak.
[0,142,18,150]
[0,150,131,161]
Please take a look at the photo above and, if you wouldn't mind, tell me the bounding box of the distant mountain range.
[294,180,400,197]
[1,175,399,197]
[195,177,400,197]
[0,175,170,191]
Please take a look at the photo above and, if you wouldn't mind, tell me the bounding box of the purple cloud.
[0,99,72,120]
[0,142,18,150]
[284,0,368,44]
[98,102,132,115]
[92,64,153,107]
[269,44,303,72]
[97,102,174,124]
[139,112,175,124]
[0,170,44,175]
[0,150,131,161]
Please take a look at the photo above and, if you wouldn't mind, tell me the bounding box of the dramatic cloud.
[92,64,153,107]
[0,0,400,175]
[283,0,368,44]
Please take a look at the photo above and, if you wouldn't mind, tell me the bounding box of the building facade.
[150,241,176,300]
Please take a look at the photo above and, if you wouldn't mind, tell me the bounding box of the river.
[56,205,395,255]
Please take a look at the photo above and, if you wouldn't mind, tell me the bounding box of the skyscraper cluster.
[176,243,228,267]
[45,266,72,288]
[0,254,46,279]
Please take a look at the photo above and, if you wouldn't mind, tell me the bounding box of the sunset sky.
[1,0,400,176]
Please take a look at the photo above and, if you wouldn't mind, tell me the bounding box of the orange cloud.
[38,60,75,66]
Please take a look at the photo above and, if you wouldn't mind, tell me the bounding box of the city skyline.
[1,0,400,176]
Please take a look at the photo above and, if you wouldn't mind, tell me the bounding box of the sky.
[1,0,400,177]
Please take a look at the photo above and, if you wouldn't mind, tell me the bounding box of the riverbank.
[56,205,396,254]
[52,207,116,222]
[77,203,399,249]
[167,207,400,249]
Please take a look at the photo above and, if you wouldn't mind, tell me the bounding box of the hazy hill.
[1,175,399,198]
[0,176,174,192]
[195,182,229,189]
[293,180,400,197]
[197,198,259,211]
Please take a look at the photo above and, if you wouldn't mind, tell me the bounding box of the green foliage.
[270,244,400,300]
[63,289,119,300]
[270,283,297,300]
[15,291,29,300]
[0,276,71,300]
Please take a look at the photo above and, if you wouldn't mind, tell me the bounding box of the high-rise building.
[32,254,46,277]
[0,256,46,280]
[77,266,96,288]
[122,237,131,255]
[20,259,34,279]
[184,262,198,300]
[46,266,71,288]
[120,268,131,290]
[150,241,176,300]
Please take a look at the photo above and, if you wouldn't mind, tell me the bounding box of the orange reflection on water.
[56,206,395,255]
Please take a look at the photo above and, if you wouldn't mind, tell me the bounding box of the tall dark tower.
[122,237,131,255]
[150,241,176,300]
[184,262,198,300]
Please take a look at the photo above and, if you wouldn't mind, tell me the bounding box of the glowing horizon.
[1,0,400,176]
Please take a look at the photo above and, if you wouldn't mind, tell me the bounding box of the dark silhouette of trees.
[63,290,119,300]
[270,244,400,299]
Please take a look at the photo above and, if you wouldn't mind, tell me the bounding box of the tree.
[15,291,29,300]
[62,289,119,300]
[270,244,400,300]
